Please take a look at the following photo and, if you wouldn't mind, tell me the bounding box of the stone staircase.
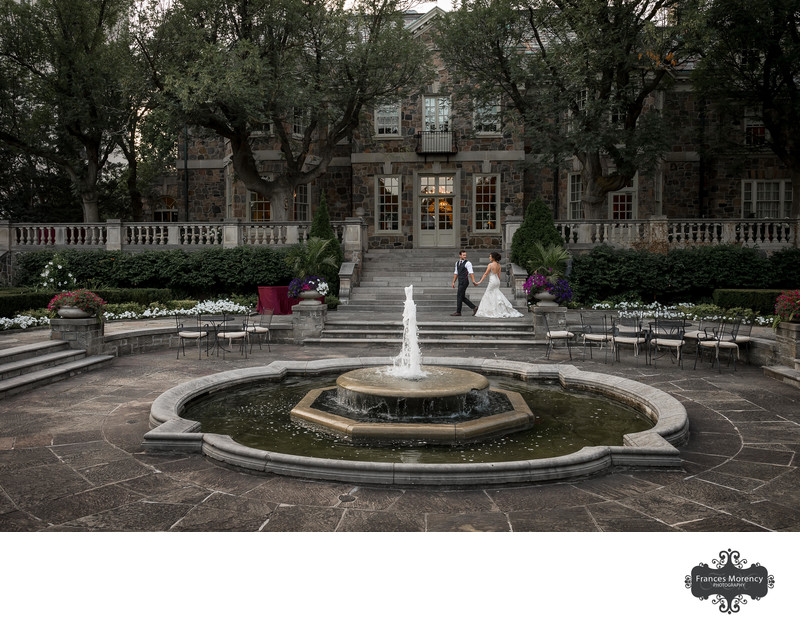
[311,248,539,348]
[0,340,114,400]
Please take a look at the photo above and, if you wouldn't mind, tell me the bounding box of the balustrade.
[2,217,795,254]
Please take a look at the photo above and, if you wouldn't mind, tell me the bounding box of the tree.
[694,0,800,218]
[510,197,564,271]
[440,0,704,219]
[151,0,430,215]
[0,0,138,222]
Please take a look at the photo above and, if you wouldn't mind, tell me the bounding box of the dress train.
[475,273,524,318]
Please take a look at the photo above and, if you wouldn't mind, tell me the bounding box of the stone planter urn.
[298,289,323,305]
[533,291,557,308]
[58,307,91,318]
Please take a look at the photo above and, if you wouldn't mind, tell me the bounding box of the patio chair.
[579,311,612,362]
[174,314,208,359]
[246,309,273,352]
[732,318,753,364]
[649,318,686,369]
[216,312,250,358]
[542,314,574,360]
[611,316,647,364]
[693,319,741,372]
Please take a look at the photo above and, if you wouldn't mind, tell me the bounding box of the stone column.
[0,220,10,253]
[503,213,522,262]
[223,218,241,248]
[291,300,327,343]
[50,317,105,356]
[775,322,800,368]
[105,219,122,251]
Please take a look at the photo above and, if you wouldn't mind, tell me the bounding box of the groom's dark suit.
[454,258,477,315]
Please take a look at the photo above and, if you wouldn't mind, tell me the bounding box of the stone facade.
[145,7,794,249]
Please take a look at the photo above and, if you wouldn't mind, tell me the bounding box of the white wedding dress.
[475,273,524,318]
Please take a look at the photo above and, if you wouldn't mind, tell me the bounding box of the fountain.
[290,285,536,444]
[144,286,690,486]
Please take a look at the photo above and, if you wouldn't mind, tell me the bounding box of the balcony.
[415,130,457,157]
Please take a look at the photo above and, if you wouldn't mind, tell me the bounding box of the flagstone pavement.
[1,320,799,532]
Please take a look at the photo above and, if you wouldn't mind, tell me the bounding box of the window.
[474,175,499,231]
[568,174,583,220]
[292,109,308,137]
[742,180,792,218]
[293,184,310,222]
[154,196,178,222]
[377,175,401,232]
[566,89,589,133]
[744,107,768,146]
[375,103,401,136]
[609,187,636,220]
[474,101,500,135]
[424,96,450,132]
[249,191,271,222]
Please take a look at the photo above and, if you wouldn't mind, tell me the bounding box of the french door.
[418,175,456,248]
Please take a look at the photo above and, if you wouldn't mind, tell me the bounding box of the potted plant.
[525,243,572,307]
[47,289,106,318]
[774,290,800,327]
[285,237,339,303]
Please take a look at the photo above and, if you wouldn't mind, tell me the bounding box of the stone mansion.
[149,7,794,252]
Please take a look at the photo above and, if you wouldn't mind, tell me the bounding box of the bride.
[474,252,524,318]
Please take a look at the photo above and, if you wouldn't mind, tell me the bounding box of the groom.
[451,249,477,316]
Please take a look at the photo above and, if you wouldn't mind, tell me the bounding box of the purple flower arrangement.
[523,272,573,305]
[288,275,329,298]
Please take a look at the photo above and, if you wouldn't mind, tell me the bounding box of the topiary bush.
[308,192,343,295]
[510,197,564,272]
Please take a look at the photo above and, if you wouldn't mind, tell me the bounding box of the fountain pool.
[144,358,689,485]
[143,285,688,485]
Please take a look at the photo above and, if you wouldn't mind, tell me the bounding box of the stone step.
[0,355,115,400]
[762,364,800,390]
[0,340,72,366]
[0,349,87,381]
[304,337,544,347]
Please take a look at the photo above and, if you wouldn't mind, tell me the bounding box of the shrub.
[0,290,54,318]
[510,197,564,271]
[712,289,784,314]
[308,192,343,295]
[13,247,294,297]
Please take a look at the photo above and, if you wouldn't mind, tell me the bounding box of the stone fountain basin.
[144,357,689,486]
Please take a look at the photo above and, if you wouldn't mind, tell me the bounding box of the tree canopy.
[0,0,141,222]
[440,0,705,219]
[149,0,430,215]
[694,0,800,217]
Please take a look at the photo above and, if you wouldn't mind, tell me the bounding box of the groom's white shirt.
[454,260,474,275]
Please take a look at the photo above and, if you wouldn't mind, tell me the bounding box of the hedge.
[12,247,295,298]
[712,289,786,314]
[0,288,177,317]
[570,244,797,310]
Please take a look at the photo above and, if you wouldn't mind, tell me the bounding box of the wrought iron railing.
[415,130,457,154]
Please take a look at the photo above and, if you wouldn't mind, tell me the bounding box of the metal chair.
[174,314,208,359]
[649,318,686,369]
[216,312,250,358]
[693,319,741,372]
[579,311,612,362]
[246,309,273,352]
[611,316,647,364]
[542,314,574,360]
[732,318,752,364]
